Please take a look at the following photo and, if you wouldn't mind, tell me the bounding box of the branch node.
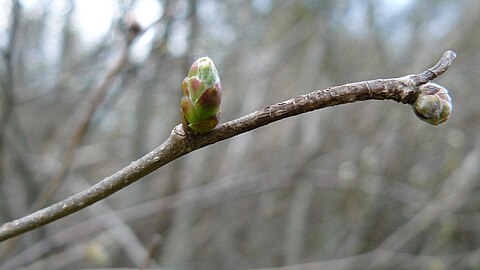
[172,124,188,139]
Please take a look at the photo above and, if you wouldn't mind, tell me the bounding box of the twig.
[1,47,130,261]
[0,0,22,257]
[368,140,480,268]
[0,17,141,259]
[252,250,465,270]
[0,0,21,182]
[139,234,162,270]
[30,45,130,212]
[0,51,456,242]
[0,0,20,135]
[31,14,151,212]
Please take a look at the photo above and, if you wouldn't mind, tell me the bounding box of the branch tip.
[414,50,456,85]
[443,50,457,62]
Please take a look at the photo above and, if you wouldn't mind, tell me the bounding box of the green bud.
[412,83,452,126]
[181,57,222,133]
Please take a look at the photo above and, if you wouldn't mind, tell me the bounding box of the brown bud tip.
[125,17,143,41]
[412,83,452,126]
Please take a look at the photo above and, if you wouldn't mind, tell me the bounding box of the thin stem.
[0,51,456,242]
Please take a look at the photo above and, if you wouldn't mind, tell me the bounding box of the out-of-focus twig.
[0,0,20,135]
[368,139,480,268]
[139,234,162,270]
[0,0,21,184]
[0,17,143,259]
[0,51,456,242]
[30,43,131,212]
[0,0,22,258]
[30,17,150,212]
[252,250,466,270]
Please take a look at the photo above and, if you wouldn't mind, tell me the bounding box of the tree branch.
[0,50,456,242]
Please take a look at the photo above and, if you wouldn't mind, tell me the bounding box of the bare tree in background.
[0,1,479,269]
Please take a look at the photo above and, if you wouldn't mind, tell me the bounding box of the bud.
[412,83,452,126]
[181,57,222,133]
[125,17,143,43]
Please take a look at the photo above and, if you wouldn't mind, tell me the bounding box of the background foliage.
[1,0,479,269]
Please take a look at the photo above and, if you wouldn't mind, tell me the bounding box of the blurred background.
[0,0,479,269]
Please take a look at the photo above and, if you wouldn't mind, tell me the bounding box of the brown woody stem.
[0,51,456,242]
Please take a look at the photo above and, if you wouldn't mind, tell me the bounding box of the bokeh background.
[1,0,479,269]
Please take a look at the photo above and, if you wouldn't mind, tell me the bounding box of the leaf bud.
[412,83,452,126]
[180,57,222,133]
